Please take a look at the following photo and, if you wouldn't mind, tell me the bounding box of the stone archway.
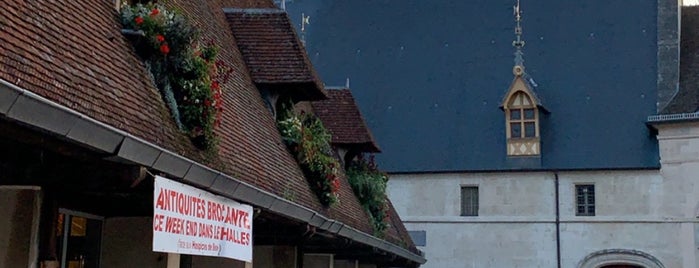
[578,249,664,268]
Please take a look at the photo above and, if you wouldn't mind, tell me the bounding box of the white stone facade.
[387,123,699,267]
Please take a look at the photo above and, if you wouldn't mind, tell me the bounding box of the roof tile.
[224,8,326,100]
[0,0,414,253]
[311,88,380,152]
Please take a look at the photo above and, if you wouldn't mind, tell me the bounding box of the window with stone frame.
[575,184,595,216]
[460,186,479,216]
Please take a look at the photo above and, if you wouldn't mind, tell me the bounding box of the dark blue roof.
[286,0,659,172]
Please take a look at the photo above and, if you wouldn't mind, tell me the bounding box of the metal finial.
[346,77,350,88]
[301,13,310,46]
[512,0,525,69]
[513,0,524,49]
[281,0,286,10]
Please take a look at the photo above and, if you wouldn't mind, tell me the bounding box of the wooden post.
[167,253,180,268]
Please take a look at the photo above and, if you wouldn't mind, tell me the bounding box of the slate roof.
[662,6,699,114]
[287,0,660,172]
[311,87,381,152]
[0,0,417,254]
[225,8,326,101]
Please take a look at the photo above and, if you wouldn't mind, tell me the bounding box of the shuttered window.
[576,184,595,216]
[461,186,479,216]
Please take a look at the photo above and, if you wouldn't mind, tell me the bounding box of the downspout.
[554,171,561,268]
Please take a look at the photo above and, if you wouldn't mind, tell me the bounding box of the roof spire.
[512,0,526,75]
[301,13,310,46]
[280,0,286,10]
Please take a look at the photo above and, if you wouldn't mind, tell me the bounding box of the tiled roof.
[0,0,412,250]
[663,6,699,114]
[311,88,380,152]
[224,8,326,101]
[384,200,420,255]
[0,0,187,152]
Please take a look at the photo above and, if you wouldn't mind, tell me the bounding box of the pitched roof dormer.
[500,0,546,157]
[224,8,327,117]
[311,87,381,167]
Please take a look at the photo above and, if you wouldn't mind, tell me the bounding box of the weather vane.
[301,13,310,46]
[513,0,525,49]
[512,0,526,74]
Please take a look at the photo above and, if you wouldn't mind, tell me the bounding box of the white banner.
[153,176,253,262]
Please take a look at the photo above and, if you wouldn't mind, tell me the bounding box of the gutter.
[647,112,699,124]
[554,172,561,268]
[0,79,426,265]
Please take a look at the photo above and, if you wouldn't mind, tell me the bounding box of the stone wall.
[388,166,699,268]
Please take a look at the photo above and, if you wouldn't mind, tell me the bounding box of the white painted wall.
[388,122,699,268]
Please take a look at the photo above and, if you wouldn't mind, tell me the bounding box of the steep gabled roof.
[662,6,699,114]
[311,87,381,153]
[224,8,326,101]
[0,0,422,262]
[500,73,547,112]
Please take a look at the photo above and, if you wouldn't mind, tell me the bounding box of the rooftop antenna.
[301,13,310,46]
[280,0,286,10]
[512,0,526,75]
[345,78,350,88]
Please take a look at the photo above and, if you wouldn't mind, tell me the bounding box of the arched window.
[506,91,539,139]
[502,85,541,156]
[578,249,665,268]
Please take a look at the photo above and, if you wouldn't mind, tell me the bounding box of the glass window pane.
[510,123,521,138]
[524,122,536,137]
[577,206,585,214]
[510,110,521,120]
[524,109,535,119]
[461,186,478,216]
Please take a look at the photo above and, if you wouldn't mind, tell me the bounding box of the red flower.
[211,81,220,90]
[150,8,160,16]
[160,44,170,55]
[331,179,340,191]
[156,35,165,42]
[204,99,211,107]
[134,16,144,25]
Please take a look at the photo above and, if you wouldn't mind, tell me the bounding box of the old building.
[285,0,699,267]
[0,0,424,267]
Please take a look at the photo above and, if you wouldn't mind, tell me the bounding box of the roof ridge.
[222,7,284,14]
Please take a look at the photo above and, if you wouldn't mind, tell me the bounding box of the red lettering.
[153,214,164,231]
[155,189,165,209]
[165,216,184,234]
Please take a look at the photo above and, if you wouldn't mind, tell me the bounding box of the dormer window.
[501,77,544,157]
